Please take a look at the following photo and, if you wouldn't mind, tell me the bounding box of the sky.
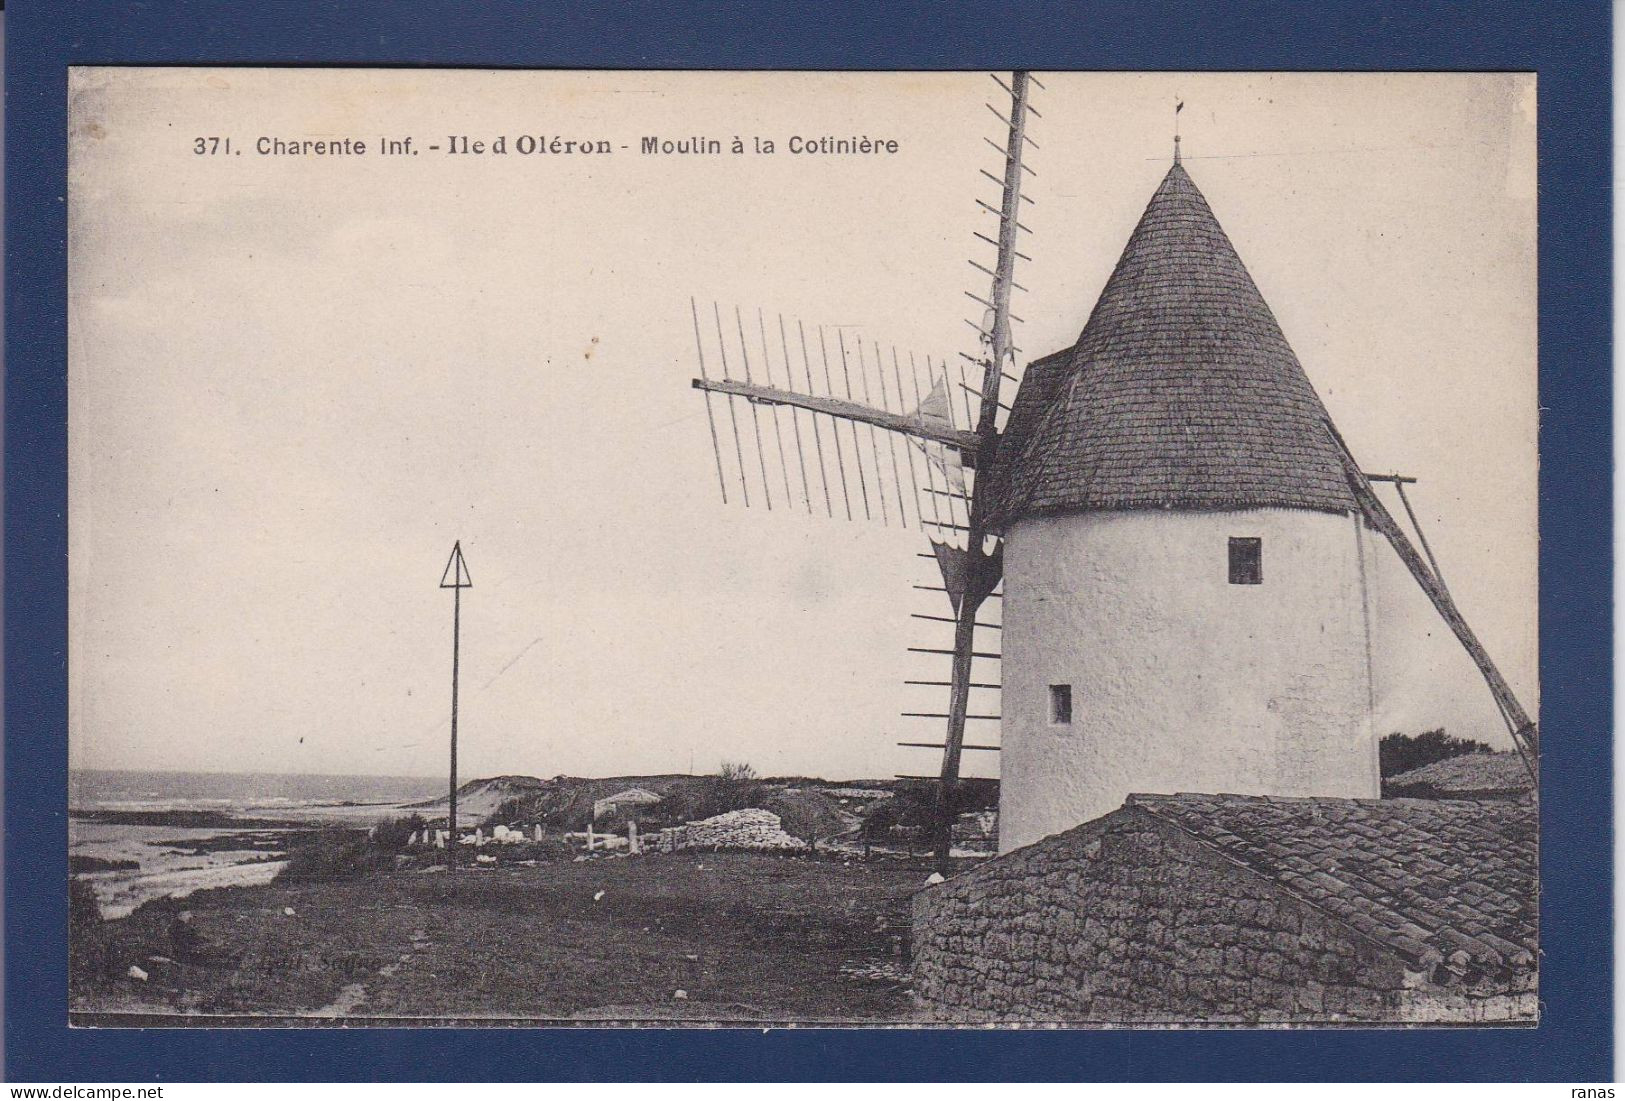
[67,69,1537,782]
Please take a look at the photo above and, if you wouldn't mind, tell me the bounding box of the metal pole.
[449,579,460,865]
[440,541,471,864]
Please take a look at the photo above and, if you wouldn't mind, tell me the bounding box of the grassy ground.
[70,850,943,1023]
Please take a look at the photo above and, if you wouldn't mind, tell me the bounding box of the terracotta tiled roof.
[1383,752,1533,798]
[983,162,1357,529]
[1128,793,1537,977]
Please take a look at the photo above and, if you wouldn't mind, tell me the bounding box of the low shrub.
[69,877,104,932]
[371,813,428,852]
[68,878,126,991]
[1379,729,1494,777]
[275,828,393,883]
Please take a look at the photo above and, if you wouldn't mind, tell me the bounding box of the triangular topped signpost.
[440,541,472,862]
[441,541,473,589]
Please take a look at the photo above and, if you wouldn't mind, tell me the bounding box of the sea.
[69,769,442,919]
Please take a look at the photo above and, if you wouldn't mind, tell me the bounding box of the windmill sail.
[910,375,957,429]
[909,377,969,501]
[917,442,968,496]
[913,69,1036,869]
[690,310,980,530]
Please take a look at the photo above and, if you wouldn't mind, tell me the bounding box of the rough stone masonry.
[911,794,1537,1025]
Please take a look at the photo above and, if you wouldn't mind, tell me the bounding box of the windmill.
[689,73,1536,870]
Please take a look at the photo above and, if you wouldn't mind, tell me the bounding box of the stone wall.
[911,807,1535,1024]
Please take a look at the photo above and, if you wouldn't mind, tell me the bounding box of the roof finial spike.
[1173,97,1184,165]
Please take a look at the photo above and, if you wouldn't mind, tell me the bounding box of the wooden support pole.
[1326,422,1539,781]
[935,588,984,870]
[1393,479,1448,587]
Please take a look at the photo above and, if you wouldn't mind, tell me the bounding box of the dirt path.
[311,926,432,1017]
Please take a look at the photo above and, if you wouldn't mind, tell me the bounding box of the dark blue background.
[7,0,1611,1082]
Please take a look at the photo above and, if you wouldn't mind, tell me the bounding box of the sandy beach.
[68,770,443,919]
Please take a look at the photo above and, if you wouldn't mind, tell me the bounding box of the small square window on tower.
[1049,684,1073,725]
[1229,536,1263,585]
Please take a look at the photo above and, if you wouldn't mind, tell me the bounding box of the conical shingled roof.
[982,161,1357,530]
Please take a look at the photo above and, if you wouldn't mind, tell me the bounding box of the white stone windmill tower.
[690,75,1537,866]
[983,157,1387,850]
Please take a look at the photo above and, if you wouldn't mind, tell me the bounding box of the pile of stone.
[657,808,807,852]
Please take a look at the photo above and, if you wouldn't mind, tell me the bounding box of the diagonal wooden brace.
[1326,421,1539,784]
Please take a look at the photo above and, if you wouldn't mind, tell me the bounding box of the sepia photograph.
[65,67,1538,1027]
